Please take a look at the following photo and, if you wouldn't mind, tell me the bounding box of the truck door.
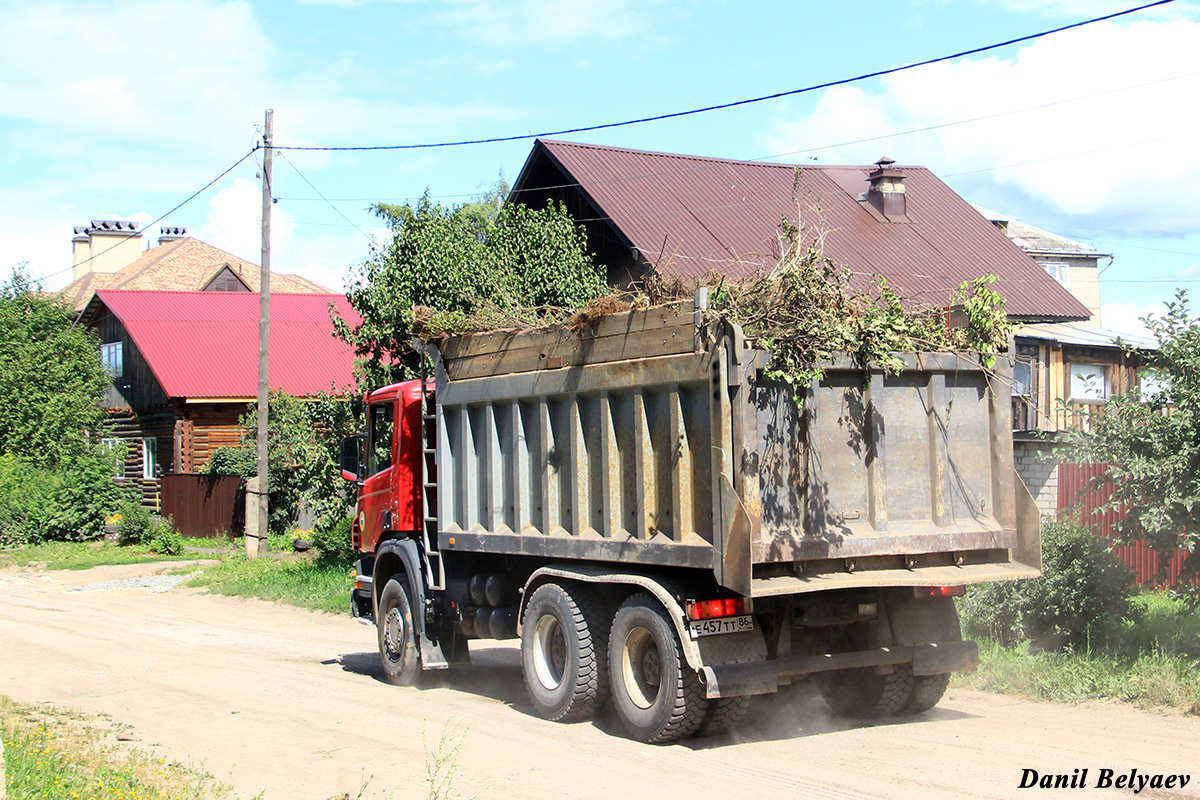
[360,400,397,545]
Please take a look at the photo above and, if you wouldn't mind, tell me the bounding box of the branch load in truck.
[340,295,1041,743]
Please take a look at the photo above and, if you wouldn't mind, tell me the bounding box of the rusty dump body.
[429,298,1042,598]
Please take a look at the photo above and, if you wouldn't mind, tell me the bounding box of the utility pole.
[248,108,273,559]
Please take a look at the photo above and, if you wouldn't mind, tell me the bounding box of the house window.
[142,437,157,480]
[1070,363,1107,400]
[1012,358,1033,397]
[103,438,124,480]
[101,341,123,377]
[1041,262,1070,288]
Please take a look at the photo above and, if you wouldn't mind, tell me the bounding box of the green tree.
[0,267,110,467]
[0,267,126,544]
[1058,289,1200,587]
[335,181,604,390]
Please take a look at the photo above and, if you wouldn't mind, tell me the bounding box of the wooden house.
[77,290,360,509]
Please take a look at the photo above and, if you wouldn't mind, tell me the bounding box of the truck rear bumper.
[701,639,978,699]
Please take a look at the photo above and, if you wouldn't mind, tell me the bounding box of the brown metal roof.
[512,139,1089,321]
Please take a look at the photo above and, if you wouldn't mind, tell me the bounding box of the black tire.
[378,577,422,686]
[897,673,950,715]
[820,663,914,718]
[520,582,609,722]
[608,593,707,743]
[696,696,750,737]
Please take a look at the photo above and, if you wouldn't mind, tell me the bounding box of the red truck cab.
[348,380,425,553]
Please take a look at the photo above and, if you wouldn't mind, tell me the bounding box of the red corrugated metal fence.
[1057,463,1188,587]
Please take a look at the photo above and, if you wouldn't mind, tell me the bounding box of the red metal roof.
[91,291,360,399]
[516,140,1089,321]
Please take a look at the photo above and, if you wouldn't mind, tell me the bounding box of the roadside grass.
[956,591,1200,714]
[186,552,353,614]
[0,541,205,571]
[1,695,228,800]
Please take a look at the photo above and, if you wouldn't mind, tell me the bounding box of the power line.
[277,151,375,242]
[34,149,258,285]
[270,0,1173,153]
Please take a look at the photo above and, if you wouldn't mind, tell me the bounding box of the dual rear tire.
[520,587,716,743]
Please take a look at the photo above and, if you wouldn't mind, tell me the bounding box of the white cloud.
[1100,301,1167,338]
[431,0,652,46]
[761,18,1200,234]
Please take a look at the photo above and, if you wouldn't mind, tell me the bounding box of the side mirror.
[339,434,365,484]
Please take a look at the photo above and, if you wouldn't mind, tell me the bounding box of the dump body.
[430,301,1040,597]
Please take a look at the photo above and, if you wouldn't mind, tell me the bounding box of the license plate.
[687,615,755,639]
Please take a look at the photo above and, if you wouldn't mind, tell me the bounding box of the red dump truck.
[340,297,1040,743]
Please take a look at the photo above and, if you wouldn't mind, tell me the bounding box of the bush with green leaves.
[1058,289,1200,588]
[960,516,1135,650]
[115,499,153,546]
[201,391,360,536]
[147,518,183,555]
[309,514,353,562]
[336,188,605,389]
[0,452,128,546]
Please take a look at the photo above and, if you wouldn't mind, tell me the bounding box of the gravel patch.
[70,574,190,594]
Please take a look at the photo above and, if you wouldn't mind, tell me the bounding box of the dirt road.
[1,561,1197,800]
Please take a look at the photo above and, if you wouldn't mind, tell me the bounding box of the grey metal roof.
[1017,321,1158,350]
[514,140,1090,321]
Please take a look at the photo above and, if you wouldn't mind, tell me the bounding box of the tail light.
[914,585,966,598]
[686,597,747,620]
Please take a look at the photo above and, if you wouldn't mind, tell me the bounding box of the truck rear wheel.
[608,593,707,743]
[378,577,422,686]
[898,673,950,715]
[820,664,913,718]
[520,582,609,722]
[696,696,750,737]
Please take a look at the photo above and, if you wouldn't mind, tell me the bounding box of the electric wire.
[33,149,259,285]
[269,0,1174,152]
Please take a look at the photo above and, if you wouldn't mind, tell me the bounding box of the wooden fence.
[160,474,244,538]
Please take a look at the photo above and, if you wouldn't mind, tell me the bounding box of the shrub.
[310,514,353,562]
[0,452,128,545]
[116,500,152,546]
[147,517,183,556]
[960,516,1134,650]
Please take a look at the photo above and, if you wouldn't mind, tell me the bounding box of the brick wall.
[1014,440,1060,514]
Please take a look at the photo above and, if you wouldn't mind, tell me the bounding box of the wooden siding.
[105,407,176,509]
[1058,462,1190,587]
[1012,341,1143,433]
[95,308,170,411]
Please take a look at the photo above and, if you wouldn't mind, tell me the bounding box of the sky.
[2,0,1197,337]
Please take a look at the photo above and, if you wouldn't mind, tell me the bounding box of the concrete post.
[245,475,266,557]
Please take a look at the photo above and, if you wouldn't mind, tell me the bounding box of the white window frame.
[1041,261,1070,288]
[1070,363,1107,401]
[101,341,123,377]
[142,437,157,480]
[103,437,124,480]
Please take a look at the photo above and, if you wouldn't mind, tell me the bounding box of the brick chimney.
[71,220,143,281]
[866,157,907,220]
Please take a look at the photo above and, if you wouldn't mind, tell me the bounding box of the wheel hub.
[620,626,662,710]
[533,614,567,690]
[384,607,405,660]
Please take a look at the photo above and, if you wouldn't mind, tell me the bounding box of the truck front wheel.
[608,593,707,743]
[520,582,609,722]
[378,577,422,686]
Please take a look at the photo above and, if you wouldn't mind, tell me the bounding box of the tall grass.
[186,553,353,614]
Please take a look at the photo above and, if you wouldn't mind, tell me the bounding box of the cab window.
[368,403,394,475]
